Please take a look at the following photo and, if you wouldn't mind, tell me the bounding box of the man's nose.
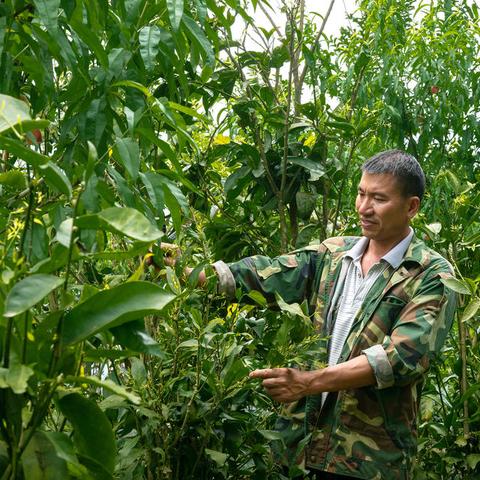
[357,197,372,214]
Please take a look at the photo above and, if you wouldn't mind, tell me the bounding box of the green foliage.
[0,0,478,478]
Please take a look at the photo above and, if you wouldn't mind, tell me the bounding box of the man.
[209,150,457,479]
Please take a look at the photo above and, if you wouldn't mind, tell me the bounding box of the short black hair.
[361,149,426,200]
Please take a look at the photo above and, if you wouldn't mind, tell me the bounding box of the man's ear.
[407,196,421,219]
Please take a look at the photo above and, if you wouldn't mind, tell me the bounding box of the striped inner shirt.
[321,228,414,405]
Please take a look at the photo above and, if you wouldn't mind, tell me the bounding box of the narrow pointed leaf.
[63,281,175,344]
[4,274,64,317]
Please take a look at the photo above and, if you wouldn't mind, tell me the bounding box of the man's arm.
[249,355,375,403]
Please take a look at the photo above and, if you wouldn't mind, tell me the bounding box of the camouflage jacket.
[214,235,456,479]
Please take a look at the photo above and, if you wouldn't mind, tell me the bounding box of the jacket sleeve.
[363,265,457,389]
[213,247,323,307]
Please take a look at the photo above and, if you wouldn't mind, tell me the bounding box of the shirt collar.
[345,227,414,268]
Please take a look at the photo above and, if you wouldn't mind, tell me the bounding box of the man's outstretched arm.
[249,354,375,403]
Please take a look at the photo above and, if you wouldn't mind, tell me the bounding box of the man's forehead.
[358,172,400,192]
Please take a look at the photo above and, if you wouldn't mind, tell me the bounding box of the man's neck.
[364,228,412,261]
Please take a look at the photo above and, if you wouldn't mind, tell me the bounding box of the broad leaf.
[440,277,471,295]
[111,319,165,357]
[62,281,175,344]
[0,364,34,394]
[4,274,64,317]
[22,431,69,479]
[0,170,27,189]
[57,393,115,475]
[75,207,162,242]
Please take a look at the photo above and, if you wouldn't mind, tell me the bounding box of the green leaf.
[33,0,60,31]
[289,157,325,181]
[168,101,208,123]
[55,218,73,248]
[70,19,109,69]
[440,277,471,295]
[0,364,34,394]
[461,298,480,323]
[139,26,161,72]
[167,0,184,31]
[57,393,115,475]
[0,94,30,133]
[111,320,165,357]
[4,274,64,317]
[85,141,97,183]
[182,15,215,66]
[246,290,267,307]
[467,454,480,469]
[40,162,72,198]
[275,292,310,321]
[75,207,162,242]
[178,339,198,349]
[111,80,151,98]
[113,137,140,181]
[62,281,175,344]
[258,430,285,441]
[204,448,227,466]
[0,136,48,167]
[0,170,27,189]
[140,172,189,234]
[65,376,140,404]
[22,431,69,479]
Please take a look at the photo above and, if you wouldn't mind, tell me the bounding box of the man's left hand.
[249,368,314,403]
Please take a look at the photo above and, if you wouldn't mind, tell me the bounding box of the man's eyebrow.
[357,186,388,196]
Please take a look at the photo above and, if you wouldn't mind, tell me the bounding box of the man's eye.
[374,196,386,201]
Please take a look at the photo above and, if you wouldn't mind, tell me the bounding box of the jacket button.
[310,455,316,462]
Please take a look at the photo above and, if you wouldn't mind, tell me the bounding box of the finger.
[249,368,287,379]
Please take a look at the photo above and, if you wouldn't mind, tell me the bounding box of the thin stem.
[21,311,29,364]
[298,0,336,95]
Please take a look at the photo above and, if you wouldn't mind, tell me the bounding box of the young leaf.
[62,282,175,344]
[57,393,116,475]
[4,274,64,317]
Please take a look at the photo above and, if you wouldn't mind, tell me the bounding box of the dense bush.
[0,0,478,478]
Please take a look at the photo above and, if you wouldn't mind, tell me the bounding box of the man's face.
[355,172,419,245]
